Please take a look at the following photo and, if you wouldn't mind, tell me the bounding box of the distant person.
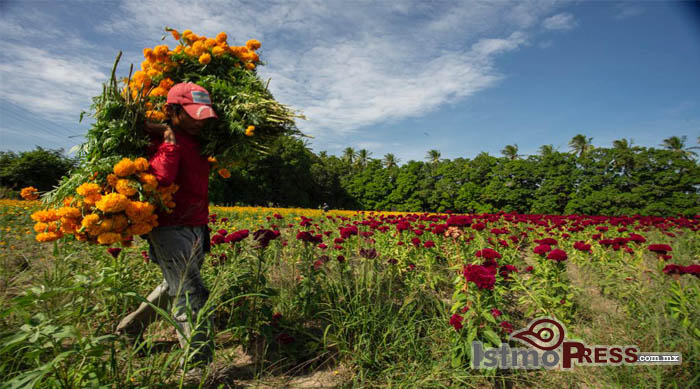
[322,202,330,212]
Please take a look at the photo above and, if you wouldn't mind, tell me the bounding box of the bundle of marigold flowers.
[33,158,177,245]
[38,28,304,244]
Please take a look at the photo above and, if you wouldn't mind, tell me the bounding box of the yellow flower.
[62,196,74,207]
[204,38,217,48]
[150,87,168,97]
[36,231,62,243]
[154,44,169,57]
[199,53,212,65]
[112,214,129,232]
[76,182,100,196]
[245,62,256,70]
[146,110,166,122]
[212,46,225,56]
[97,232,121,245]
[20,186,39,200]
[33,222,48,233]
[126,201,155,223]
[115,179,138,196]
[56,207,81,219]
[157,78,174,91]
[31,209,58,223]
[106,173,118,187]
[192,40,205,56]
[83,193,102,206]
[245,125,255,137]
[59,219,78,234]
[246,39,261,51]
[128,223,153,236]
[218,168,231,179]
[215,32,227,43]
[139,173,158,192]
[95,193,129,213]
[114,158,136,177]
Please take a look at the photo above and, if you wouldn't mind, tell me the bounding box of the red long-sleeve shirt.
[148,133,210,226]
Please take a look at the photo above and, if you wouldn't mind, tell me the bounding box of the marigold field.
[0,198,698,388]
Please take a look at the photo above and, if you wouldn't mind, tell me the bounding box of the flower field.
[1,198,698,388]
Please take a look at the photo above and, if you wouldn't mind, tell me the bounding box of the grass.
[0,200,698,388]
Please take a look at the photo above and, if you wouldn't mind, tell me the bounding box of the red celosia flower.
[471,222,486,231]
[211,234,225,245]
[628,234,646,244]
[107,247,121,258]
[253,229,280,248]
[648,244,672,255]
[463,264,496,290]
[500,321,513,334]
[411,237,421,247]
[547,249,568,262]
[662,264,683,275]
[535,238,558,246]
[225,229,249,243]
[217,229,227,236]
[424,240,435,248]
[499,264,518,280]
[141,250,149,263]
[573,241,592,252]
[476,248,502,260]
[533,244,551,256]
[523,265,533,273]
[491,308,502,317]
[683,265,700,277]
[337,255,346,263]
[449,313,464,331]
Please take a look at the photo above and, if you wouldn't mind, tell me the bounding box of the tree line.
[2,135,699,216]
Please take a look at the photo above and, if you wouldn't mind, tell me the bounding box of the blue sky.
[1,0,698,162]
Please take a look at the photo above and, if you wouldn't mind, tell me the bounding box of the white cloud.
[0,43,107,121]
[542,12,577,31]
[1,0,566,154]
[613,4,644,20]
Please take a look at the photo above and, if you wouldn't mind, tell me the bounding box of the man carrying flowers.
[116,83,217,368]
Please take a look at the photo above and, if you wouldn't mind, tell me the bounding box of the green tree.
[660,135,699,158]
[501,144,520,160]
[426,149,441,165]
[0,147,76,192]
[568,134,594,158]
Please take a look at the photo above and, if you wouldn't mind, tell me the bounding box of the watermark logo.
[472,317,681,370]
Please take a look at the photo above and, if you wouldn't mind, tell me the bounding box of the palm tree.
[356,149,371,169]
[660,136,699,157]
[612,138,634,151]
[342,147,356,165]
[538,144,555,156]
[568,134,593,157]
[501,144,520,160]
[383,153,400,169]
[426,149,441,165]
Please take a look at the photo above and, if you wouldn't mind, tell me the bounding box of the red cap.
[166,83,218,120]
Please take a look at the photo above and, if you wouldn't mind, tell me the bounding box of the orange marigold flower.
[246,39,261,50]
[204,38,217,48]
[115,179,138,196]
[146,68,161,78]
[150,86,168,97]
[95,193,129,213]
[245,62,256,70]
[56,207,81,219]
[215,32,227,43]
[170,29,180,40]
[31,209,58,223]
[207,156,217,164]
[245,125,255,136]
[106,173,118,187]
[212,46,225,56]
[154,45,169,57]
[114,158,136,177]
[192,40,205,56]
[199,53,212,65]
[76,182,100,196]
[112,214,129,232]
[62,196,74,206]
[20,186,39,200]
[126,201,155,223]
[99,218,114,233]
[139,173,158,192]
[128,223,154,236]
[36,231,62,243]
[59,219,78,234]
[218,168,231,179]
[34,222,48,233]
[146,110,166,122]
[83,193,102,206]
[157,78,174,91]
[97,232,121,245]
